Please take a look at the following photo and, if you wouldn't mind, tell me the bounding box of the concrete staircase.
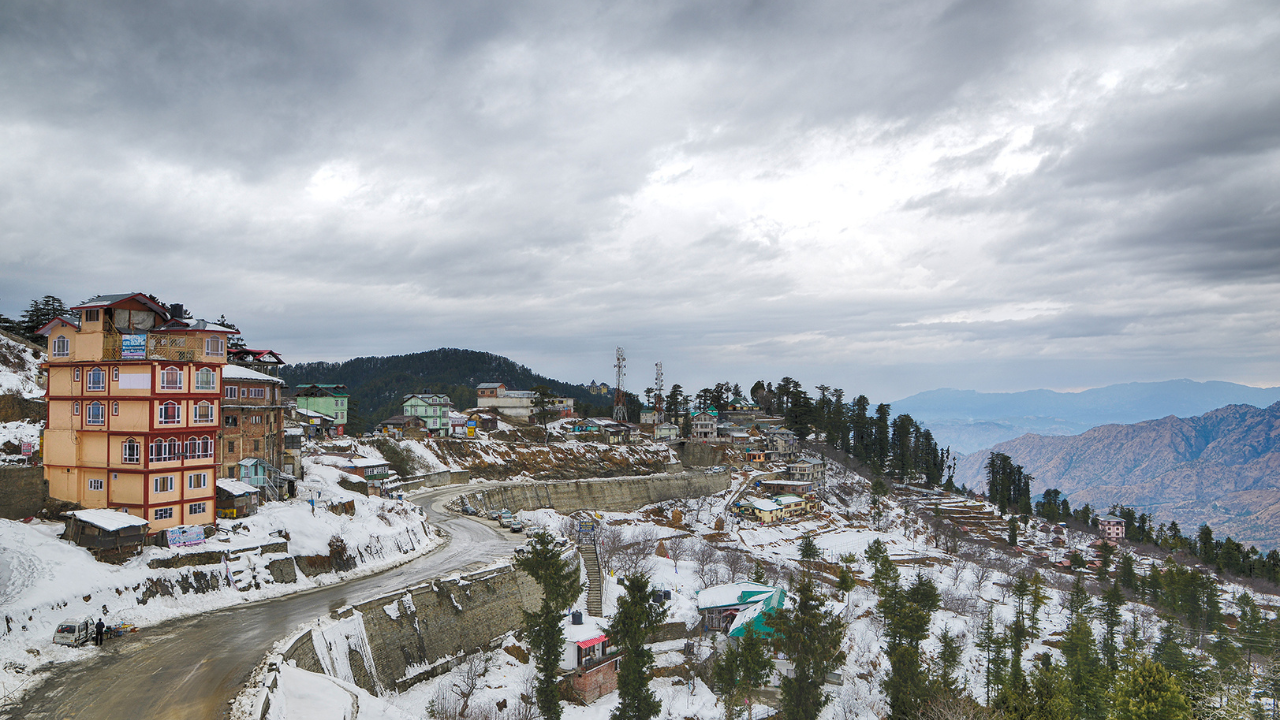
[579,542,604,617]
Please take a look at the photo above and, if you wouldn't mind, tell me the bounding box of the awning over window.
[576,635,607,649]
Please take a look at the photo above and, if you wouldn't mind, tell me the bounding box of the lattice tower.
[613,347,627,422]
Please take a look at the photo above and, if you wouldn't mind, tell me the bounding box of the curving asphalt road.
[3,485,523,720]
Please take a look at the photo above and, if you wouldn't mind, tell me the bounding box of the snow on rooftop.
[696,581,777,610]
[67,508,149,531]
[220,364,286,385]
[750,498,781,512]
[216,479,259,496]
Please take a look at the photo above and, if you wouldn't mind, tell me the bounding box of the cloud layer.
[2,0,1277,399]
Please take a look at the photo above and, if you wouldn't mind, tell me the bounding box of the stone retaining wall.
[463,471,731,515]
[280,564,544,696]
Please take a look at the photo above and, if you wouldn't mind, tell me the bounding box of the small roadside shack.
[62,509,150,561]
[216,478,261,519]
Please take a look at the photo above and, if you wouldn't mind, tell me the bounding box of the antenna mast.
[653,362,664,424]
[613,347,627,422]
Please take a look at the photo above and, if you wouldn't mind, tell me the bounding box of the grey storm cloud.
[1,0,1278,400]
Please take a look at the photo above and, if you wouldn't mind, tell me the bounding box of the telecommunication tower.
[613,347,627,422]
[653,362,665,423]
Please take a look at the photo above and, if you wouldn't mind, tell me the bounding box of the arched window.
[160,366,183,390]
[149,438,166,462]
[159,401,180,424]
[193,401,214,423]
[198,435,213,458]
[165,437,181,460]
[122,438,140,464]
[86,401,105,425]
[51,335,70,357]
[195,367,216,391]
[86,367,106,391]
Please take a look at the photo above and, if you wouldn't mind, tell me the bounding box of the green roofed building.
[294,384,349,434]
[696,581,786,637]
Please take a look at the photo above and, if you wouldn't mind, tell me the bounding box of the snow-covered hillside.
[262,459,1280,720]
[0,332,43,400]
[0,455,441,703]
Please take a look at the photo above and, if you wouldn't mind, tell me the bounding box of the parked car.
[510,520,524,533]
[53,618,92,647]
[487,510,501,521]
[499,512,513,528]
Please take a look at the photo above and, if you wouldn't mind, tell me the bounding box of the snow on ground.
[0,333,43,399]
[0,456,442,704]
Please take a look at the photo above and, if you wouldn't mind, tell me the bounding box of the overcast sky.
[2,0,1277,401]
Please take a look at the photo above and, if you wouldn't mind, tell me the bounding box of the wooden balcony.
[101,333,198,362]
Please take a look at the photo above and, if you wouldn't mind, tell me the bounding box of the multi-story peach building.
[38,293,237,532]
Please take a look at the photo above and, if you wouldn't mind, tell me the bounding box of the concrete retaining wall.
[462,471,731,515]
[388,470,471,493]
[0,465,47,519]
[280,564,543,696]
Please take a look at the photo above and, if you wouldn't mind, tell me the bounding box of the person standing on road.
[94,618,105,646]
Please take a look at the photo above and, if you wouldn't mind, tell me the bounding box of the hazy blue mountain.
[951,402,1280,550]
[893,380,1280,453]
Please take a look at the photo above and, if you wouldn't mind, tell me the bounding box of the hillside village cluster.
[2,292,1278,720]
[18,292,827,552]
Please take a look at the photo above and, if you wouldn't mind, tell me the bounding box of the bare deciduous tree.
[451,651,493,717]
[693,541,723,588]
[723,550,750,582]
[595,524,624,574]
[665,535,690,565]
[616,526,659,576]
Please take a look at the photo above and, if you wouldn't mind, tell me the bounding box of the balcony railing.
[101,333,198,362]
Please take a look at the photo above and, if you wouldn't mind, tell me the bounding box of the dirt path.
[3,485,521,720]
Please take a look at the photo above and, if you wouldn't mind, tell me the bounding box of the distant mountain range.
[893,380,1280,453]
[952,402,1280,550]
[279,348,609,432]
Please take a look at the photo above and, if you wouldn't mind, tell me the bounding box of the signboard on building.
[165,525,206,547]
[121,333,147,359]
[578,520,596,534]
[20,442,34,457]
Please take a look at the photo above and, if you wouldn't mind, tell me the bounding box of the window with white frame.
[112,401,119,416]
[155,507,173,520]
[86,401,105,425]
[123,438,140,464]
[187,473,207,490]
[73,401,80,416]
[153,476,174,493]
[195,367,216,391]
[86,367,106,391]
[160,366,183,390]
[205,336,224,355]
[112,367,119,381]
[88,478,104,491]
[52,335,70,357]
[149,438,180,462]
[189,502,207,515]
[166,437,180,459]
[74,367,81,382]
[185,435,213,459]
[251,415,262,424]
[193,401,214,423]
[225,386,239,399]
[248,387,265,399]
[158,401,180,424]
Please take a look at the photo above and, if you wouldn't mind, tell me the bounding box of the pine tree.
[712,625,772,720]
[1111,657,1190,720]
[770,576,846,720]
[976,609,1007,705]
[798,535,820,562]
[879,575,941,720]
[1100,583,1125,670]
[514,532,584,720]
[1028,573,1048,636]
[1066,575,1092,621]
[19,295,69,341]
[1060,614,1106,720]
[606,574,668,720]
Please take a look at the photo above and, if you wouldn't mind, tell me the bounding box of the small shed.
[216,478,261,518]
[63,509,150,561]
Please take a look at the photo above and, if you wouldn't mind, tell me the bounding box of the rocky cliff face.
[954,402,1280,549]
